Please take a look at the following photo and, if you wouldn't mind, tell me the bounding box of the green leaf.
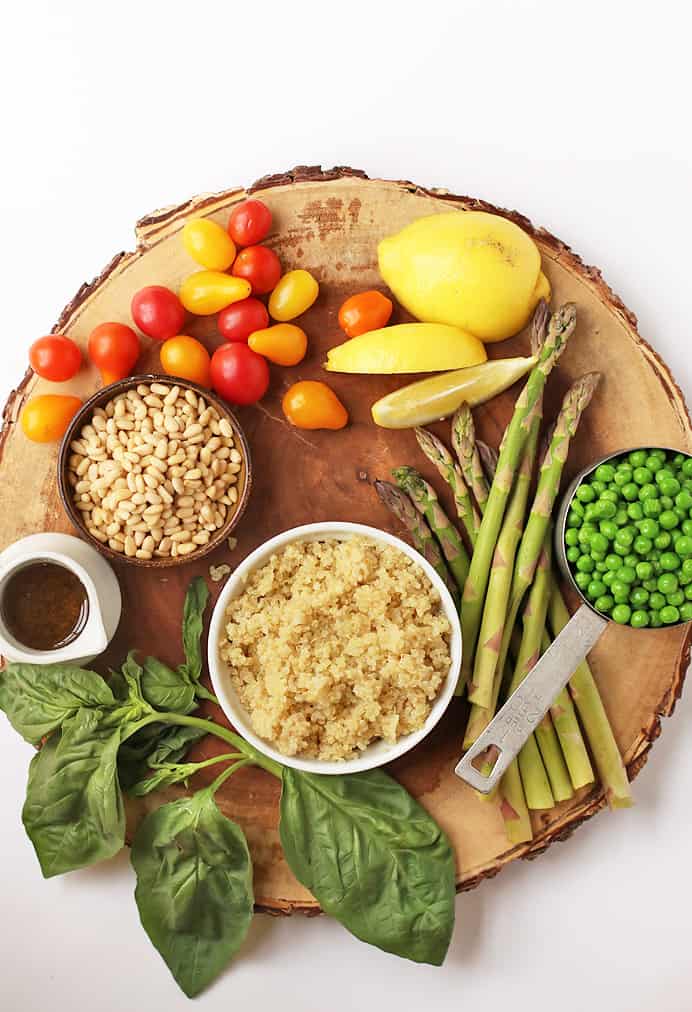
[129,763,196,797]
[0,663,115,744]
[119,723,209,793]
[148,724,209,766]
[141,657,196,715]
[181,577,209,686]
[279,768,456,965]
[22,708,126,877]
[131,791,253,997]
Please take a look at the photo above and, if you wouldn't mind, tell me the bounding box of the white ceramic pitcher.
[0,533,122,665]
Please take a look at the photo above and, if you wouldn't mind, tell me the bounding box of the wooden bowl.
[57,374,252,568]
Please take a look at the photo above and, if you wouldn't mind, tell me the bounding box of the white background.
[1,2,691,1010]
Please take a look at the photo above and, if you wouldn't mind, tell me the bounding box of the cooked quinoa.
[219,536,451,760]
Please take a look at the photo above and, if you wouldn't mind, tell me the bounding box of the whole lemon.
[378,211,550,343]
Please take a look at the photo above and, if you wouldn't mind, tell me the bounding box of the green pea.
[633,466,652,485]
[595,594,615,614]
[667,590,685,607]
[618,566,636,584]
[595,561,608,573]
[591,551,606,563]
[638,518,659,539]
[643,578,659,592]
[564,528,579,547]
[578,527,594,546]
[638,483,657,501]
[646,455,663,473]
[629,585,648,604]
[591,480,606,496]
[600,489,619,504]
[655,467,675,486]
[604,554,621,570]
[614,542,630,557]
[630,610,649,629]
[655,531,673,549]
[683,520,692,537]
[686,584,692,601]
[649,611,663,628]
[615,508,629,526]
[584,504,599,523]
[575,571,591,591]
[615,527,635,547]
[614,467,633,487]
[650,449,667,461]
[610,579,628,598]
[682,558,692,577]
[576,555,595,573]
[657,573,679,595]
[567,512,580,529]
[566,546,580,563]
[612,603,631,624]
[650,591,667,610]
[571,499,585,517]
[576,484,595,503]
[587,579,607,600]
[599,519,618,539]
[679,572,692,587]
[633,536,653,555]
[624,553,639,567]
[660,495,674,510]
[682,458,692,478]
[621,482,639,502]
[628,450,647,468]
[595,500,617,520]
[643,499,662,518]
[589,532,608,554]
[636,561,653,580]
[595,463,615,482]
[659,552,681,572]
[602,570,617,587]
[626,502,643,520]
[660,476,681,497]
[673,453,685,467]
[676,490,692,511]
[680,602,692,622]
[660,605,680,624]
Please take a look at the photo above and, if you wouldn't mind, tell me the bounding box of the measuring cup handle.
[455,603,608,794]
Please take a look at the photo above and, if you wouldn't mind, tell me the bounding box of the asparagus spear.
[549,588,633,808]
[374,480,460,607]
[535,709,574,803]
[452,403,489,514]
[476,441,499,485]
[414,427,481,544]
[490,370,601,694]
[467,400,542,707]
[458,302,577,688]
[499,758,533,844]
[392,466,470,594]
[541,629,595,790]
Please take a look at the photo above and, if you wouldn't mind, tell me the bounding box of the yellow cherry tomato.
[268,269,319,322]
[21,394,82,443]
[182,218,236,271]
[160,335,211,386]
[179,271,251,316]
[282,381,348,430]
[248,324,307,366]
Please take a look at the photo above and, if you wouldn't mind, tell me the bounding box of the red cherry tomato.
[231,245,281,295]
[210,343,269,405]
[227,199,272,247]
[217,297,269,343]
[131,285,185,341]
[29,335,81,382]
[88,322,141,386]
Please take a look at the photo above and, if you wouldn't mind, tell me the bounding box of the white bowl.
[207,521,462,775]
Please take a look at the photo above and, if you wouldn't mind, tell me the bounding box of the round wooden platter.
[2,166,691,915]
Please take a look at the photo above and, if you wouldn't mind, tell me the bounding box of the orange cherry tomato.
[248,324,307,366]
[282,381,348,430]
[21,394,82,443]
[88,322,141,386]
[29,335,81,382]
[160,335,211,386]
[338,290,393,338]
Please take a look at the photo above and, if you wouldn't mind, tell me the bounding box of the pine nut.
[177,541,197,556]
[135,549,153,560]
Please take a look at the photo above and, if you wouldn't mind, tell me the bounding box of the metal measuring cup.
[455,446,691,794]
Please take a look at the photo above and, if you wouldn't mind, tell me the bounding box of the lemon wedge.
[325,323,486,374]
[371,356,537,429]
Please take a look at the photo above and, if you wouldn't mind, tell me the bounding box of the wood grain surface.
[1,166,690,914]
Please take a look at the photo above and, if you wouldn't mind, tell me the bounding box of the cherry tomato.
[231,246,281,295]
[182,218,236,271]
[179,271,251,315]
[21,394,82,443]
[338,290,393,338]
[131,286,185,341]
[217,298,269,343]
[29,335,81,382]
[160,335,211,386]
[210,344,269,405]
[227,199,272,247]
[88,322,141,386]
[282,381,348,430]
[268,270,319,322]
[248,324,307,366]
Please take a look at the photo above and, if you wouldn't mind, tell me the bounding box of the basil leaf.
[0,663,115,744]
[141,657,196,715]
[119,723,208,792]
[22,708,126,877]
[148,724,208,765]
[131,791,253,997]
[279,769,456,966]
[181,577,209,685]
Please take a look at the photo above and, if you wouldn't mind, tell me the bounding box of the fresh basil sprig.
[1,578,457,996]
